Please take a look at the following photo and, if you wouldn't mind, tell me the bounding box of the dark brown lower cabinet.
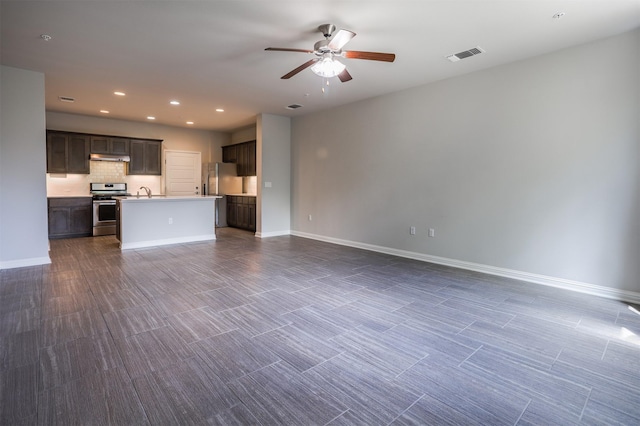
[48,197,93,239]
[226,195,256,232]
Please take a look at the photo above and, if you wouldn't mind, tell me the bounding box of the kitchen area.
[46,126,258,248]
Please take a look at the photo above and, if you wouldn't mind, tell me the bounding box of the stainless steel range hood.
[90,153,131,162]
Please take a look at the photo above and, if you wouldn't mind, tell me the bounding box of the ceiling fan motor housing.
[314,40,333,54]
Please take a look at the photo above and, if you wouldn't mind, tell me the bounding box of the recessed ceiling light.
[215,108,224,112]
[100,110,110,114]
[186,121,194,125]
[40,34,52,41]
[147,116,155,120]
[170,100,180,105]
[553,12,566,19]
[114,91,126,96]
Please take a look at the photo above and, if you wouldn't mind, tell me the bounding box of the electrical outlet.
[429,228,435,237]
[410,226,416,235]
[308,214,312,221]
[168,217,173,225]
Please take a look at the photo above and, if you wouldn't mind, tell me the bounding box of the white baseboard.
[255,230,291,238]
[0,256,51,270]
[120,234,216,250]
[291,231,640,305]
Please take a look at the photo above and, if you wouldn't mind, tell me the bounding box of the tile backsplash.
[88,161,126,182]
[47,161,162,196]
[243,176,257,195]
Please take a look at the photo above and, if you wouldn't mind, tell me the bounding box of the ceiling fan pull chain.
[321,77,330,95]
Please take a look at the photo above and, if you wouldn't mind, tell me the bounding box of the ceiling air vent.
[58,96,75,103]
[286,104,303,110]
[446,46,484,63]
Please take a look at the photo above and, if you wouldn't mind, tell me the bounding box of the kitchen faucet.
[139,186,152,198]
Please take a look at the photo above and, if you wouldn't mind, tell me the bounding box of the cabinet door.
[226,198,236,227]
[237,143,248,176]
[90,136,110,154]
[47,133,68,173]
[238,203,248,229]
[70,205,92,235]
[48,207,71,236]
[128,140,146,174]
[110,138,130,155]
[144,141,162,175]
[222,145,237,163]
[248,203,256,231]
[246,140,257,176]
[67,134,90,174]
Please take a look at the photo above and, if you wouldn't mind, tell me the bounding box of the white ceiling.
[2,1,639,132]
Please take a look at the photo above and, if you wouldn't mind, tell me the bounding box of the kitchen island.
[116,195,221,250]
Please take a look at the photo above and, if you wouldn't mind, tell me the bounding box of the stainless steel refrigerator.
[204,162,242,227]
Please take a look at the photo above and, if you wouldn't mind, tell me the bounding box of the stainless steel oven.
[90,183,127,236]
[93,200,117,236]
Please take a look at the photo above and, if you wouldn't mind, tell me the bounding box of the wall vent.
[446,46,485,62]
[58,96,75,102]
[286,104,303,110]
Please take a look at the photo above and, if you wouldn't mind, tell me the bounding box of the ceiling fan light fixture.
[311,57,346,78]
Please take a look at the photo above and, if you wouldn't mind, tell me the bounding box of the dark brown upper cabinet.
[222,144,237,163]
[222,140,256,176]
[90,136,129,155]
[128,139,162,175]
[46,131,90,174]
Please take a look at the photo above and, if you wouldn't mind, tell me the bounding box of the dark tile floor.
[1,227,639,425]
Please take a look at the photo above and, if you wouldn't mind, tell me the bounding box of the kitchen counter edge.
[116,195,222,202]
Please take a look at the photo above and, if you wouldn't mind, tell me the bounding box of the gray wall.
[291,29,640,294]
[257,114,291,237]
[0,66,50,268]
[230,125,257,144]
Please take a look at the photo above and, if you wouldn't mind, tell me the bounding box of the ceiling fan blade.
[281,59,318,79]
[337,68,353,83]
[343,51,396,62]
[265,47,314,54]
[328,29,356,51]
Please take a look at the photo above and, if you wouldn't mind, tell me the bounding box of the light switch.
[265,181,272,188]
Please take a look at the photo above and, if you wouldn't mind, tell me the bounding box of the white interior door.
[165,150,202,196]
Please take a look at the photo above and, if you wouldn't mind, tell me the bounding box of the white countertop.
[116,195,222,202]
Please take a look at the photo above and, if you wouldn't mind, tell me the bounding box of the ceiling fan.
[265,24,396,82]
